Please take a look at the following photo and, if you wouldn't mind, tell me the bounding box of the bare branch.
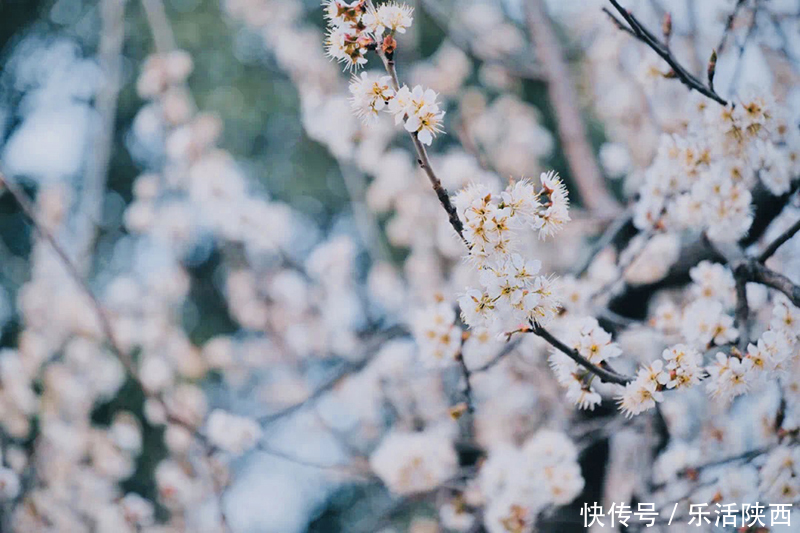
[526,0,622,216]
[749,262,800,307]
[758,217,800,263]
[418,0,545,82]
[456,353,475,413]
[473,338,523,373]
[716,0,749,56]
[602,8,636,37]
[257,326,408,424]
[605,0,729,106]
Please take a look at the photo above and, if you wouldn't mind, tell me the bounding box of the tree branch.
[758,217,800,263]
[574,209,635,277]
[605,0,729,106]
[748,262,800,307]
[526,0,622,216]
[375,51,467,243]
[531,325,634,385]
[734,274,750,350]
[456,353,475,413]
[141,0,177,54]
[0,172,132,374]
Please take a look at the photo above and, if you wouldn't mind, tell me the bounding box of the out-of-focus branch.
[2,171,239,532]
[525,0,622,216]
[418,0,545,82]
[74,0,128,275]
[717,0,749,56]
[340,164,391,262]
[605,0,729,106]
[0,172,132,374]
[472,337,522,373]
[734,275,750,350]
[758,217,800,262]
[141,0,176,53]
[257,325,408,424]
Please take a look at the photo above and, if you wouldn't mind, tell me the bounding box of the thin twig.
[531,325,634,385]
[758,217,800,263]
[376,52,467,243]
[257,326,407,424]
[256,442,372,477]
[679,445,774,479]
[605,0,729,106]
[257,363,361,424]
[734,275,750,351]
[340,163,391,262]
[526,0,621,216]
[0,172,132,374]
[717,0,749,56]
[418,0,545,82]
[574,209,634,277]
[456,353,475,413]
[589,230,655,301]
[472,338,522,373]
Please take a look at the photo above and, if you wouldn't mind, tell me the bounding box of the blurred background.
[0,1,572,531]
[0,0,797,532]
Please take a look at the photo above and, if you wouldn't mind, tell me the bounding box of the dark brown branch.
[456,353,475,413]
[749,262,800,307]
[377,53,467,243]
[527,0,622,215]
[758,217,800,263]
[602,8,636,36]
[609,181,798,319]
[605,0,729,106]
[531,325,634,385]
[734,274,750,350]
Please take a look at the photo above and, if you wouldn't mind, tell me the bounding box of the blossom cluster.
[706,296,799,402]
[760,446,800,503]
[324,0,413,71]
[478,430,585,533]
[633,92,797,242]
[369,429,458,495]
[549,317,622,410]
[453,172,569,336]
[349,74,446,145]
[618,344,704,416]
